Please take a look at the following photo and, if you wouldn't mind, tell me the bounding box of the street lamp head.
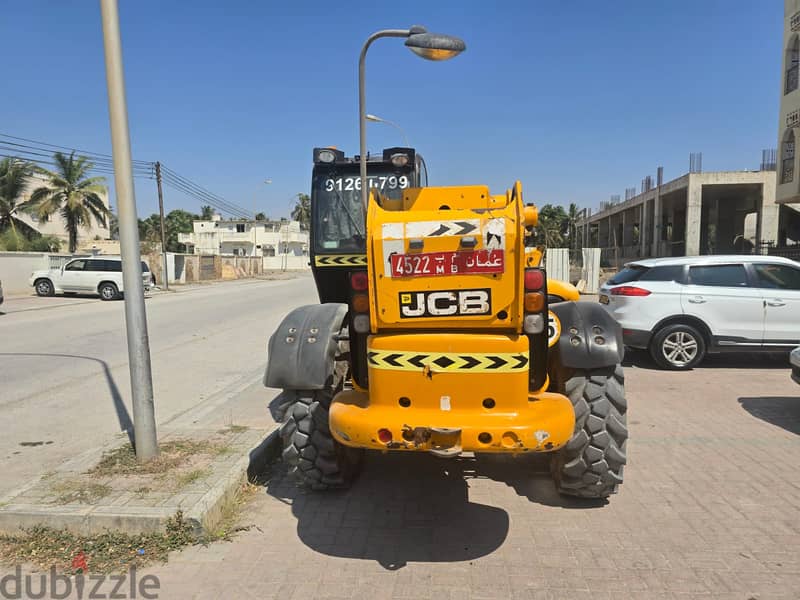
[405,29,466,61]
[365,114,382,122]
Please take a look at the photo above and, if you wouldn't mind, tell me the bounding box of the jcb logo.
[399,289,491,318]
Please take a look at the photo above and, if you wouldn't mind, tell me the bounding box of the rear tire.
[98,282,119,301]
[649,323,706,370]
[279,355,362,490]
[552,365,627,498]
[35,279,54,297]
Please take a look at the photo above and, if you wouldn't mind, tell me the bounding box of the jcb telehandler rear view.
[265,147,627,499]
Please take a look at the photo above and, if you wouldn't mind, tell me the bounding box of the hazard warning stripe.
[314,254,368,267]
[367,349,529,373]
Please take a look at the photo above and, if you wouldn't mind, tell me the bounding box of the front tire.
[649,323,706,370]
[552,365,628,498]
[35,279,54,297]
[98,282,119,301]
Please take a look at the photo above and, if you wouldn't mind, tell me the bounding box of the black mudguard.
[549,301,624,370]
[264,303,348,390]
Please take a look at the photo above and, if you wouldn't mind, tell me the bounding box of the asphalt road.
[0,275,318,498]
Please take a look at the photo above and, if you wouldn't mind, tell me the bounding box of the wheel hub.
[662,331,698,366]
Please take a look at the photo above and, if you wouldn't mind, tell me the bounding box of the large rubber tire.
[35,278,54,297]
[649,323,706,370]
[278,357,362,490]
[552,365,628,498]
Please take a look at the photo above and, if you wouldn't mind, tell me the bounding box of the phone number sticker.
[390,249,504,278]
[324,176,409,192]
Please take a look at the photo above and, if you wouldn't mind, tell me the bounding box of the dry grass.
[0,511,195,574]
[89,439,229,478]
[50,481,111,505]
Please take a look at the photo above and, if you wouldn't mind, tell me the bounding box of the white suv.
[599,255,800,369]
[30,256,152,301]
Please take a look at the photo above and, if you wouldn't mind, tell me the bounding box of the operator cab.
[310,147,426,304]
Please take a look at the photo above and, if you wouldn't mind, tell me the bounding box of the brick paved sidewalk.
[5,353,800,599]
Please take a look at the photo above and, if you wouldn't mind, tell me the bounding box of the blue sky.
[0,1,782,219]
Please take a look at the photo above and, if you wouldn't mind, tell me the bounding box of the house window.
[782,129,795,184]
[236,223,245,233]
[786,36,799,95]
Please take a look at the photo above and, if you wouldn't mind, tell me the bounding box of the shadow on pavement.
[0,353,134,444]
[624,349,792,371]
[265,450,604,569]
[739,396,800,435]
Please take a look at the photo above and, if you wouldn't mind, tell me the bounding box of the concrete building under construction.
[575,156,800,265]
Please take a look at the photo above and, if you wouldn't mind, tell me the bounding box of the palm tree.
[566,202,580,250]
[0,157,39,239]
[291,193,311,230]
[27,152,110,253]
[200,205,214,219]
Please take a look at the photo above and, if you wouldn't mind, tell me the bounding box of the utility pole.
[155,162,169,290]
[100,0,158,460]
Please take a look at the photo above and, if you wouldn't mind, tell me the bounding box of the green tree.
[164,209,196,251]
[27,152,109,253]
[291,193,311,230]
[566,202,580,250]
[139,209,197,252]
[0,157,39,239]
[200,205,214,219]
[254,211,267,221]
[534,204,569,247]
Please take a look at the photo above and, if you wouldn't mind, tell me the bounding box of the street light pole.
[366,113,410,148]
[358,26,465,213]
[253,179,271,257]
[100,0,158,460]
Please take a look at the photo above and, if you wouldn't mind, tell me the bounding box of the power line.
[1,132,252,218]
[0,133,152,166]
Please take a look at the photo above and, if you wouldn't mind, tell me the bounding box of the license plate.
[599,294,609,305]
[390,249,504,278]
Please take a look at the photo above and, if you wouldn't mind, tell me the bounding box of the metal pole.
[100,0,158,460]
[358,29,411,214]
[155,162,169,290]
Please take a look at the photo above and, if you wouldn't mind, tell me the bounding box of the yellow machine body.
[330,181,575,455]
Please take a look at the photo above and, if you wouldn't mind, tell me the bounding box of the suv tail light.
[611,285,651,297]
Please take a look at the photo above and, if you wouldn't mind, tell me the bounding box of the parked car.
[792,346,800,385]
[599,255,800,369]
[29,256,152,301]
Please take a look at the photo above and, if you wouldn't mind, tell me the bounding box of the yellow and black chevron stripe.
[367,349,529,373]
[314,254,368,267]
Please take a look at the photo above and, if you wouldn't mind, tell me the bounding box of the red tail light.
[524,269,544,291]
[350,270,368,291]
[611,286,651,297]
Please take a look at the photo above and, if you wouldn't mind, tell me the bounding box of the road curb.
[0,427,280,537]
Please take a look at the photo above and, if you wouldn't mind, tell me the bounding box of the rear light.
[353,314,370,333]
[610,286,651,297]
[377,428,393,443]
[351,293,370,313]
[524,269,544,291]
[523,314,544,334]
[524,292,545,313]
[350,270,368,291]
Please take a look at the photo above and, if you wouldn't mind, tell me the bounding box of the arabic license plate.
[599,294,609,305]
[390,249,504,278]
